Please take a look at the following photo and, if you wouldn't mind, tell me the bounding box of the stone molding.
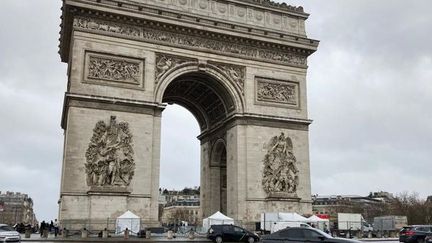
[84,51,144,89]
[255,77,299,108]
[197,113,311,142]
[68,0,308,34]
[130,0,307,34]
[70,15,311,67]
[61,93,166,129]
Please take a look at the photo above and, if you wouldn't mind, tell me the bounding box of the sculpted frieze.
[143,27,307,66]
[262,132,299,197]
[256,77,299,106]
[85,116,135,188]
[209,61,245,94]
[73,16,307,67]
[155,53,197,82]
[86,54,142,85]
[73,17,141,37]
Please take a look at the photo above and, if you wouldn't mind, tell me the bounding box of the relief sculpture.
[210,62,245,93]
[73,17,141,37]
[87,55,141,84]
[85,116,135,188]
[155,54,197,82]
[262,132,299,197]
[257,78,298,106]
[72,16,307,67]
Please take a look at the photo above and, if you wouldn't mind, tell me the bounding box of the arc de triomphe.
[58,0,318,229]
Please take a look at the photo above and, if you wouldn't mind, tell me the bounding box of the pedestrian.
[54,219,59,237]
[40,221,46,237]
[324,223,330,234]
[50,220,54,233]
[124,227,129,239]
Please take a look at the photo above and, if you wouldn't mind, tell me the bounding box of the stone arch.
[209,138,228,214]
[154,62,245,131]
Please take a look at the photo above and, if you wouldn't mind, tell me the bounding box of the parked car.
[207,224,260,243]
[399,225,432,243]
[262,227,361,243]
[0,224,21,242]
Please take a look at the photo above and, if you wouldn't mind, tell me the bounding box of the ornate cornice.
[64,14,314,68]
[59,3,319,64]
[235,0,305,13]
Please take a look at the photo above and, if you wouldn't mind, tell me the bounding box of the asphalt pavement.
[20,233,400,243]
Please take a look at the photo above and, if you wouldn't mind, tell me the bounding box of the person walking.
[40,221,46,237]
[53,219,59,237]
[49,220,54,233]
[124,227,129,239]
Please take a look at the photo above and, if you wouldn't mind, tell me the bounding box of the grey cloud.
[1,0,431,222]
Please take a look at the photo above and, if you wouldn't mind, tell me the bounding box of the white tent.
[308,215,328,222]
[279,213,310,222]
[308,215,330,231]
[115,210,141,235]
[267,213,312,233]
[202,211,234,231]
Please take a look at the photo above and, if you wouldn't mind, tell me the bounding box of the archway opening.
[159,71,233,224]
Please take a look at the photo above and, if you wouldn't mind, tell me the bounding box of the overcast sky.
[0,0,431,222]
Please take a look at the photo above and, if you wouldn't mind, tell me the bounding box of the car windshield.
[401,227,413,232]
[0,225,15,231]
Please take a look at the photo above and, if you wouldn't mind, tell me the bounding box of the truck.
[260,213,311,234]
[336,213,373,238]
[373,215,408,237]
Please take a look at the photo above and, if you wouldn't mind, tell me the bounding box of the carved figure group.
[74,16,307,66]
[262,132,299,194]
[88,56,140,83]
[85,116,135,187]
[257,80,297,105]
[74,17,140,37]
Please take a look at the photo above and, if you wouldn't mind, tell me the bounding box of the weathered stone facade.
[58,0,318,230]
[0,192,37,226]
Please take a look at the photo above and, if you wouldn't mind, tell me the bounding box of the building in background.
[312,192,393,222]
[0,191,37,226]
[161,198,201,226]
[159,187,201,225]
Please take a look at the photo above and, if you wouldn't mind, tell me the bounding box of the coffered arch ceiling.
[162,72,236,131]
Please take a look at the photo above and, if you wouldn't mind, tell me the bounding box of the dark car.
[207,224,260,243]
[262,227,361,243]
[400,225,432,243]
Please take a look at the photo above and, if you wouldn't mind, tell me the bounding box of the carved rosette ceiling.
[72,16,308,67]
[155,53,197,82]
[209,61,245,94]
[262,132,299,197]
[85,116,135,188]
[256,77,299,107]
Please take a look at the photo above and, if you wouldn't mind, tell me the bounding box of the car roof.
[0,224,9,227]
